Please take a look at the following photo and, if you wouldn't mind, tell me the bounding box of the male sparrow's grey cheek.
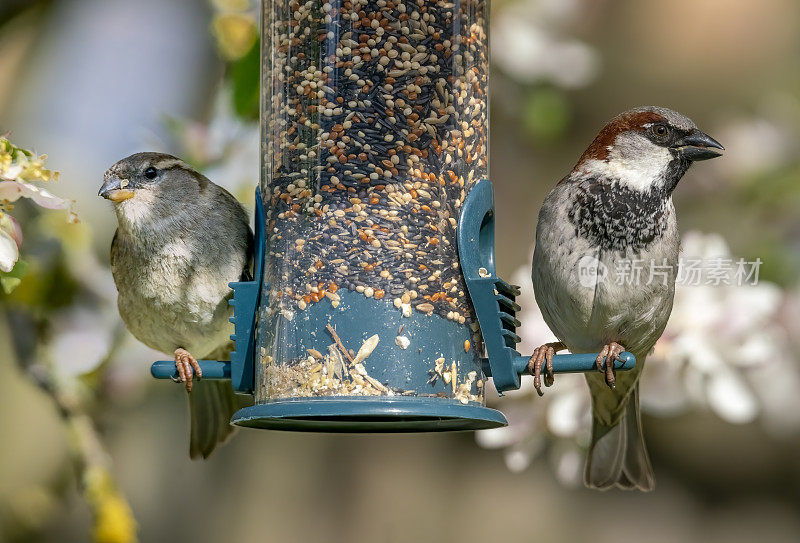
[529,106,722,492]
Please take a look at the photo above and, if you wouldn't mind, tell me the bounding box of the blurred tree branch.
[7,309,138,543]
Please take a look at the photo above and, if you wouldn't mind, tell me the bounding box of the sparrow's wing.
[209,183,254,282]
[109,229,119,271]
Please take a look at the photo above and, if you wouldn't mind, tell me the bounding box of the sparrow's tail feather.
[189,380,239,459]
[621,386,655,489]
[584,384,654,491]
[585,412,625,489]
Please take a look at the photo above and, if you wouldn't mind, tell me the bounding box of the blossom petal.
[0,212,22,247]
[707,369,759,424]
[547,390,587,438]
[0,227,19,273]
[554,448,584,487]
[504,449,533,473]
[0,163,23,181]
[0,180,71,209]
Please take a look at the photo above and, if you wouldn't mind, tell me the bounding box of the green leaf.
[0,258,28,294]
[229,37,261,121]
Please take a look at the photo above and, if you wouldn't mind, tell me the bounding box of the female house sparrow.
[99,153,253,459]
[529,107,723,490]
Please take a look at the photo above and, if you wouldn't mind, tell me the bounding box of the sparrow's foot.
[174,348,202,393]
[595,342,625,390]
[528,342,566,397]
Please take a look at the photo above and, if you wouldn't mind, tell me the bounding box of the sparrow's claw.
[544,352,555,388]
[595,345,608,373]
[528,342,565,397]
[595,342,625,390]
[174,348,201,393]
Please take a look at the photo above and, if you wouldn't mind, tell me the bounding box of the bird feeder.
[151,0,635,431]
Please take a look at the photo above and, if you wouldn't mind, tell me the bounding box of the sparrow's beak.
[98,177,135,202]
[673,129,725,161]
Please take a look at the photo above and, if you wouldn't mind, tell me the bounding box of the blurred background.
[2,0,800,541]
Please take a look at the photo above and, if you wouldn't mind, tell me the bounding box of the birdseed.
[261,0,487,319]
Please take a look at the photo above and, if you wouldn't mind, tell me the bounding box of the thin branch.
[4,313,138,543]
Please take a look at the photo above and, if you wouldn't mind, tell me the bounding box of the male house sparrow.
[99,153,253,458]
[529,107,723,490]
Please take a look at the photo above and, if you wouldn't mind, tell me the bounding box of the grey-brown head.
[99,152,210,229]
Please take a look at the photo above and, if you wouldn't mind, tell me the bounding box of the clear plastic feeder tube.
[257,0,489,403]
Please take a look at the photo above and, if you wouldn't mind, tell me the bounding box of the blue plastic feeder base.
[231,396,508,432]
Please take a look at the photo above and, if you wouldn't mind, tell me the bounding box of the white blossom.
[492,0,599,89]
[0,180,72,210]
[0,224,19,273]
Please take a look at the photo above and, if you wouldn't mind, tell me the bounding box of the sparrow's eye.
[144,167,158,180]
[650,124,670,141]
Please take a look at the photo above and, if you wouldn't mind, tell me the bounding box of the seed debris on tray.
[258,329,395,398]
